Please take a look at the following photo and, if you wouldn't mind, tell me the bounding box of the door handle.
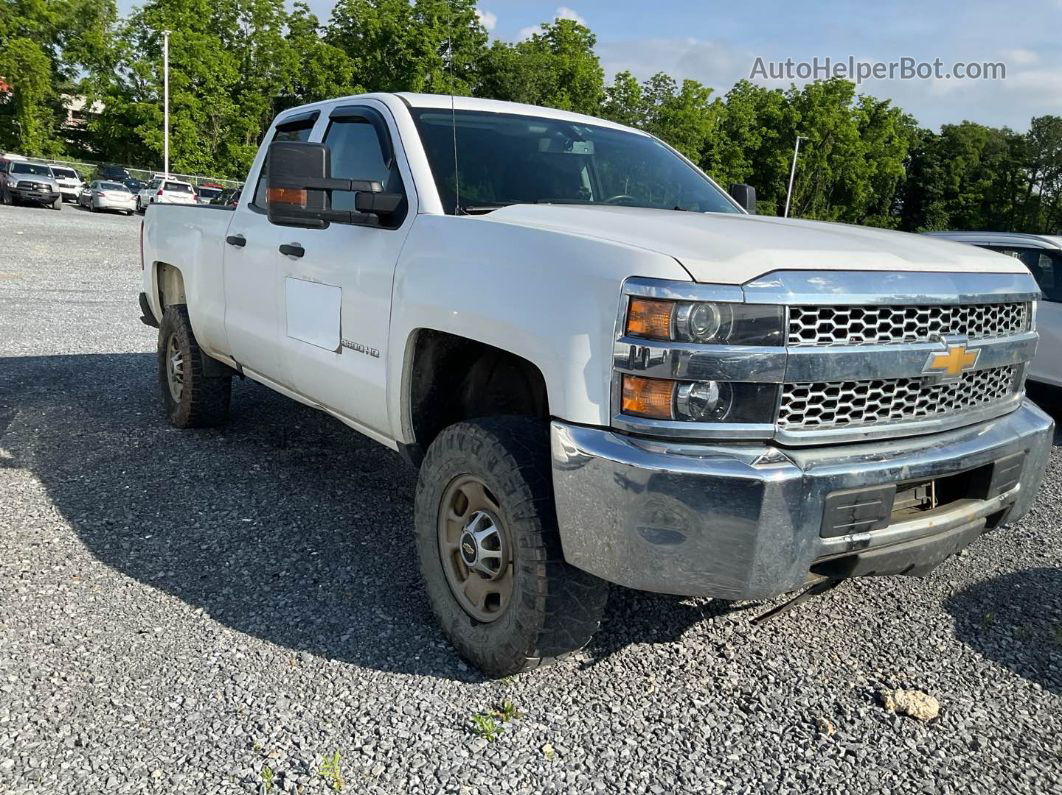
[225,234,246,247]
[279,243,305,258]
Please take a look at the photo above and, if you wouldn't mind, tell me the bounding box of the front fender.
[387,214,691,441]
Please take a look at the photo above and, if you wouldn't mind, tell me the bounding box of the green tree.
[327,0,486,95]
[286,2,357,105]
[479,18,604,114]
[0,36,58,155]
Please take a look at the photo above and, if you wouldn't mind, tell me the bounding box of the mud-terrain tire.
[158,304,231,428]
[415,417,608,676]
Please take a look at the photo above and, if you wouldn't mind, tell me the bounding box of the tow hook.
[752,578,845,624]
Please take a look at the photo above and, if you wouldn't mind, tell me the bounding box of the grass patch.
[318,751,344,792]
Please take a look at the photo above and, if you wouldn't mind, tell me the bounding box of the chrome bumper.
[550,400,1054,599]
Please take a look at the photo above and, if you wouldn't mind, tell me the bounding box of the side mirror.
[266,140,403,228]
[729,183,756,214]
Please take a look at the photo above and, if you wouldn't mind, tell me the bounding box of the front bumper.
[13,187,59,204]
[551,400,1054,599]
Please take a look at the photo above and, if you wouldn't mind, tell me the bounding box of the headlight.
[625,298,784,345]
[621,375,778,423]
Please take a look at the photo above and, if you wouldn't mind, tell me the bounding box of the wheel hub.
[458,511,504,578]
[166,333,184,403]
[438,476,514,622]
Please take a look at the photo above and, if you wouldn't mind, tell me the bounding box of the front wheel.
[415,417,609,677]
[157,305,232,428]
[51,197,62,210]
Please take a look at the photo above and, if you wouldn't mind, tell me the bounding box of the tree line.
[2,0,1060,234]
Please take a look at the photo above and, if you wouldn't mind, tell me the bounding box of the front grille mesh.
[778,366,1017,430]
[789,303,1029,347]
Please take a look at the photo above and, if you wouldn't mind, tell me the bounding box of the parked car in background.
[79,180,136,215]
[49,166,84,203]
[195,183,224,205]
[136,176,196,212]
[125,177,145,194]
[96,164,132,183]
[212,186,242,207]
[927,231,1062,390]
[0,160,62,209]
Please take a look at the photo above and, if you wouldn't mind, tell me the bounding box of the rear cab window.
[252,110,319,210]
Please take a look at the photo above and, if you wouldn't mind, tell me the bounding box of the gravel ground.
[0,201,1060,794]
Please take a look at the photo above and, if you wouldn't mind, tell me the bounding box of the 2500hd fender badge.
[341,339,381,358]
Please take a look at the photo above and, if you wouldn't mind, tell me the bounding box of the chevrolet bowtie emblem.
[924,344,979,379]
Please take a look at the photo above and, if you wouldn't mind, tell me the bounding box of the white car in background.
[49,166,84,203]
[79,180,137,215]
[926,231,1062,389]
[136,176,196,213]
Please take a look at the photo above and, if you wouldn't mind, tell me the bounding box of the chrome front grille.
[788,302,1029,347]
[778,366,1017,430]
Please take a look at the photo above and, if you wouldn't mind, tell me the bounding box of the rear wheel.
[415,417,609,677]
[158,305,232,428]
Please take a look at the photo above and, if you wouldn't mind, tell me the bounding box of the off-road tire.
[415,417,609,677]
[158,305,232,428]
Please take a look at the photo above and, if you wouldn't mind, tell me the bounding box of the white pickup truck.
[139,93,1053,676]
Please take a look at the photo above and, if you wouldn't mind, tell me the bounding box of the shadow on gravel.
[0,352,714,680]
[945,568,1062,695]
[0,352,457,677]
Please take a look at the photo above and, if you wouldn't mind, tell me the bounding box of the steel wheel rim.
[166,333,184,403]
[437,475,513,623]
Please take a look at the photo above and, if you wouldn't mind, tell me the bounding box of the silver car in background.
[79,180,137,215]
[926,231,1062,390]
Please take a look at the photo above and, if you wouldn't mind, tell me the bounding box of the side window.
[252,115,317,210]
[986,246,1062,303]
[1031,251,1062,303]
[323,115,404,225]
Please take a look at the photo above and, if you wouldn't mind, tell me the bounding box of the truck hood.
[483,205,1026,284]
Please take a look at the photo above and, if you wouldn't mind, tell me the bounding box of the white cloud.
[476,8,497,33]
[517,25,539,40]
[999,47,1039,65]
[556,6,587,25]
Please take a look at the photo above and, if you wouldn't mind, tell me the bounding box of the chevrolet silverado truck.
[138,93,1054,676]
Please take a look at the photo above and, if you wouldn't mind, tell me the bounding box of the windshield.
[52,168,77,179]
[100,182,129,192]
[12,163,52,176]
[412,109,740,215]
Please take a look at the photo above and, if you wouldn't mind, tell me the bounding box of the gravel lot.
[0,202,1060,794]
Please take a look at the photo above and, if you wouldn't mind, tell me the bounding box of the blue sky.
[117,0,1062,130]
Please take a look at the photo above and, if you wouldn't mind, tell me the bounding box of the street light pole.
[783,135,805,218]
[162,30,170,177]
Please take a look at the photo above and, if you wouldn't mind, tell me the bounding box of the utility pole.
[784,135,805,218]
[162,30,170,177]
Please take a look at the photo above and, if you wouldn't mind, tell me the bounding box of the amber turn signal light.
[621,375,676,420]
[267,186,307,207]
[626,298,674,339]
